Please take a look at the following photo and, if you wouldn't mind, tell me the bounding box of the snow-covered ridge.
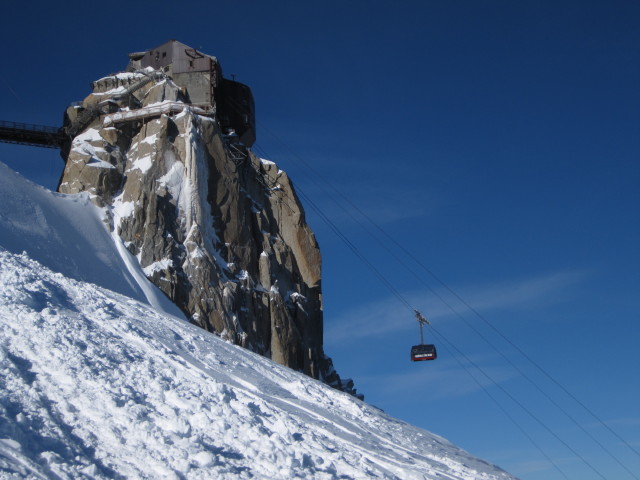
[0,249,514,480]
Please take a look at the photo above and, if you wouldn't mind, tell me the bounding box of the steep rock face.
[58,70,353,393]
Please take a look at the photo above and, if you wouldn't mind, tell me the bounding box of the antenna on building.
[231,74,237,81]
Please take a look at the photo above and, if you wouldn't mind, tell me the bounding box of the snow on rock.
[57,64,334,382]
[259,157,276,167]
[111,195,135,222]
[0,249,516,480]
[70,128,106,158]
[72,127,104,145]
[143,258,174,276]
[85,159,115,169]
[129,155,154,174]
[140,133,159,145]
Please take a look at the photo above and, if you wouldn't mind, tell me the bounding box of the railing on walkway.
[0,120,66,149]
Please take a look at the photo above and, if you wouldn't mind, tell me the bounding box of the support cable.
[431,329,572,480]
[285,169,640,479]
[432,326,611,480]
[255,144,573,474]
[252,138,612,479]
[252,119,640,471]
[224,97,639,477]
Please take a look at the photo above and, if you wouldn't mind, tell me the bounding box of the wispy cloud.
[302,181,435,228]
[456,269,590,313]
[357,353,518,400]
[584,416,640,433]
[482,270,587,311]
[325,269,590,344]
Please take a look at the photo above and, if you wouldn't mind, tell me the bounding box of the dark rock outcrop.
[57,64,360,398]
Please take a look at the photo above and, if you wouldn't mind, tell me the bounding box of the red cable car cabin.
[411,344,437,362]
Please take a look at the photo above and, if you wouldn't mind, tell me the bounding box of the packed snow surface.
[0,162,516,479]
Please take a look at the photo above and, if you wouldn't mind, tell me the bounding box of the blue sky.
[2,1,639,479]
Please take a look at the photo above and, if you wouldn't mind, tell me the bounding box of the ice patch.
[289,292,306,303]
[156,156,185,203]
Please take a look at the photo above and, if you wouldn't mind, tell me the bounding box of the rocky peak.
[57,42,360,398]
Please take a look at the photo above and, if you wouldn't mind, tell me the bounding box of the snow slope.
[0,163,517,479]
[0,161,183,318]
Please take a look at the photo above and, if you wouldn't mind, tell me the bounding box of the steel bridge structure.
[0,120,66,149]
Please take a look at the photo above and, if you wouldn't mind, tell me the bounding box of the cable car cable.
[250,123,640,469]
[295,187,416,313]
[351,214,640,463]
[388,237,640,462]
[221,100,638,476]
[428,326,610,480]
[253,141,417,313]
[306,191,640,480]
[251,143,418,313]
[253,139,600,473]
[429,329,572,480]
[325,191,640,474]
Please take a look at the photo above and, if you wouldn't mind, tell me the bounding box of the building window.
[162,52,167,58]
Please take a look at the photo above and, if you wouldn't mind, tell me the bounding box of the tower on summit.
[127,40,256,147]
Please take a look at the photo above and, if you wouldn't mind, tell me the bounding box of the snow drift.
[0,162,516,479]
[0,161,183,318]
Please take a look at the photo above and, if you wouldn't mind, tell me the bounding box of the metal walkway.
[0,120,66,149]
[103,101,212,127]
